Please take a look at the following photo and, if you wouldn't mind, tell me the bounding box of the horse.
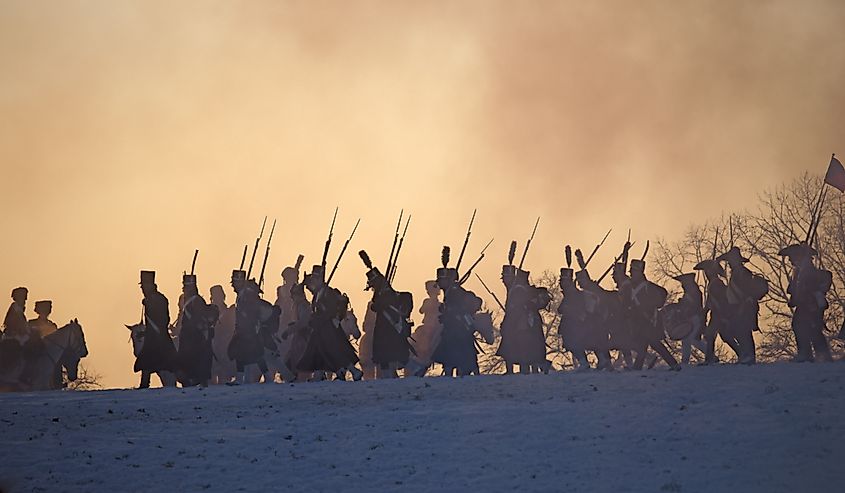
[125,323,177,388]
[18,319,89,391]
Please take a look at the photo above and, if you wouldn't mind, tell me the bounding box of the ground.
[1,363,843,492]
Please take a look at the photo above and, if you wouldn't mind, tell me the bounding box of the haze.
[1,0,843,388]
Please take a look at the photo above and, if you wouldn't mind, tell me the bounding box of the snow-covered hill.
[1,363,844,492]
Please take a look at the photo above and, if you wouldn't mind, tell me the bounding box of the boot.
[349,366,364,381]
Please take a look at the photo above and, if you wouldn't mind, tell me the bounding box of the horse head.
[473,312,496,345]
[125,322,146,358]
[341,311,361,340]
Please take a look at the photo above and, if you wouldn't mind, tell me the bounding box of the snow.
[1,363,844,492]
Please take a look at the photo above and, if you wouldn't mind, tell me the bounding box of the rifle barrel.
[258,219,276,290]
[584,228,612,267]
[389,215,412,283]
[455,209,477,273]
[459,238,494,285]
[385,209,404,277]
[247,216,268,279]
[518,217,540,270]
[322,207,339,269]
[474,273,505,311]
[327,218,361,285]
[190,249,199,276]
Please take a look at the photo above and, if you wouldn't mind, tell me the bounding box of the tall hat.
[560,267,574,281]
[778,243,818,260]
[303,264,325,284]
[182,274,197,286]
[502,264,518,277]
[575,269,592,285]
[34,300,52,312]
[629,259,646,273]
[716,246,749,264]
[231,269,246,282]
[693,259,725,276]
[673,272,697,285]
[140,270,156,285]
[436,246,458,282]
[358,250,386,290]
[515,269,530,283]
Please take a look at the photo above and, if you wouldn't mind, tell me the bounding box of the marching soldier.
[672,273,707,365]
[3,287,29,342]
[405,281,442,377]
[575,269,613,370]
[779,243,833,362]
[358,300,377,379]
[498,262,528,374]
[135,271,178,388]
[717,246,766,364]
[283,281,314,382]
[360,251,414,378]
[558,267,591,369]
[176,274,219,386]
[608,263,636,368]
[693,259,740,364]
[624,260,680,370]
[226,270,268,384]
[296,265,363,381]
[274,262,302,365]
[432,247,484,376]
[209,285,236,384]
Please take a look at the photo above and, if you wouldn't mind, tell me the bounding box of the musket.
[388,215,412,284]
[384,209,404,277]
[239,244,248,271]
[190,250,199,276]
[459,238,494,285]
[640,240,650,261]
[327,218,361,285]
[583,228,612,267]
[258,219,276,291]
[474,273,506,311]
[518,217,540,270]
[247,216,268,279]
[322,207,339,271]
[620,229,632,265]
[455,209,477,273]
[597,241,637,284]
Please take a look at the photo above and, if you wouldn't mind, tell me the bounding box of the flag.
[824,154,845,192]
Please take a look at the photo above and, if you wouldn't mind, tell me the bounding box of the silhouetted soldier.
[297,265,362,381]
[3,287,29,342]
[780,243,833,362]
[609,263,636,368]
[362,256,413,378]
[498,263,526,373]
[176,274,219,387]
[283,281,314,382]
[672,273,707,365]
[624,260,680,370]
[136,271,178,388]
[558,267,591,369]
[694,259,740,364]
[28,300,60,387]
[209,285,236,384]
[432,253,483,377]
[575,269,613,370]
[357,300,377,379]
[29,300,58,339]
[405,281,441,377]
[274,264,301,365]
[227,270,267,385]
[717,247,766,365]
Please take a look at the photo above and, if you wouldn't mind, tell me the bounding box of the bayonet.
[518,216,540,270]
[455,209,477,273]
[247,216,268,279]
[327,218,361,285]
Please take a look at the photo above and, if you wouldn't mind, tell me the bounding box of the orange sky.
[1,0,843,388]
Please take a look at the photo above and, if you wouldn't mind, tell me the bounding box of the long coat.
[499,283,547,365]
[134,291,178,373]
[371,288,413,368]
[177,294,219,384]
[296,286,358,372]
[227,294,265,366]
[432,286,481,374]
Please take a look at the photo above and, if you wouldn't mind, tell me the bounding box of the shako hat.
[140,270,156,285]
[560,267,574,281]
[34,300,52,312]
[182,274,197,286]
[231,270,246,282]
[629,259,646,274]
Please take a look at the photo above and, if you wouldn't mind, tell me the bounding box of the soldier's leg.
[792,317,812,362]
[736,330,756,364]
[574,350,590,370]
[139,371,151,389]
[597,350,612,370]
[809,317,832,362]
[681,340,692,365]
[632,342,648,370]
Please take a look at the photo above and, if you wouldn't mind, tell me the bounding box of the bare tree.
[64,364,102,391]
[652,172,845,361]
